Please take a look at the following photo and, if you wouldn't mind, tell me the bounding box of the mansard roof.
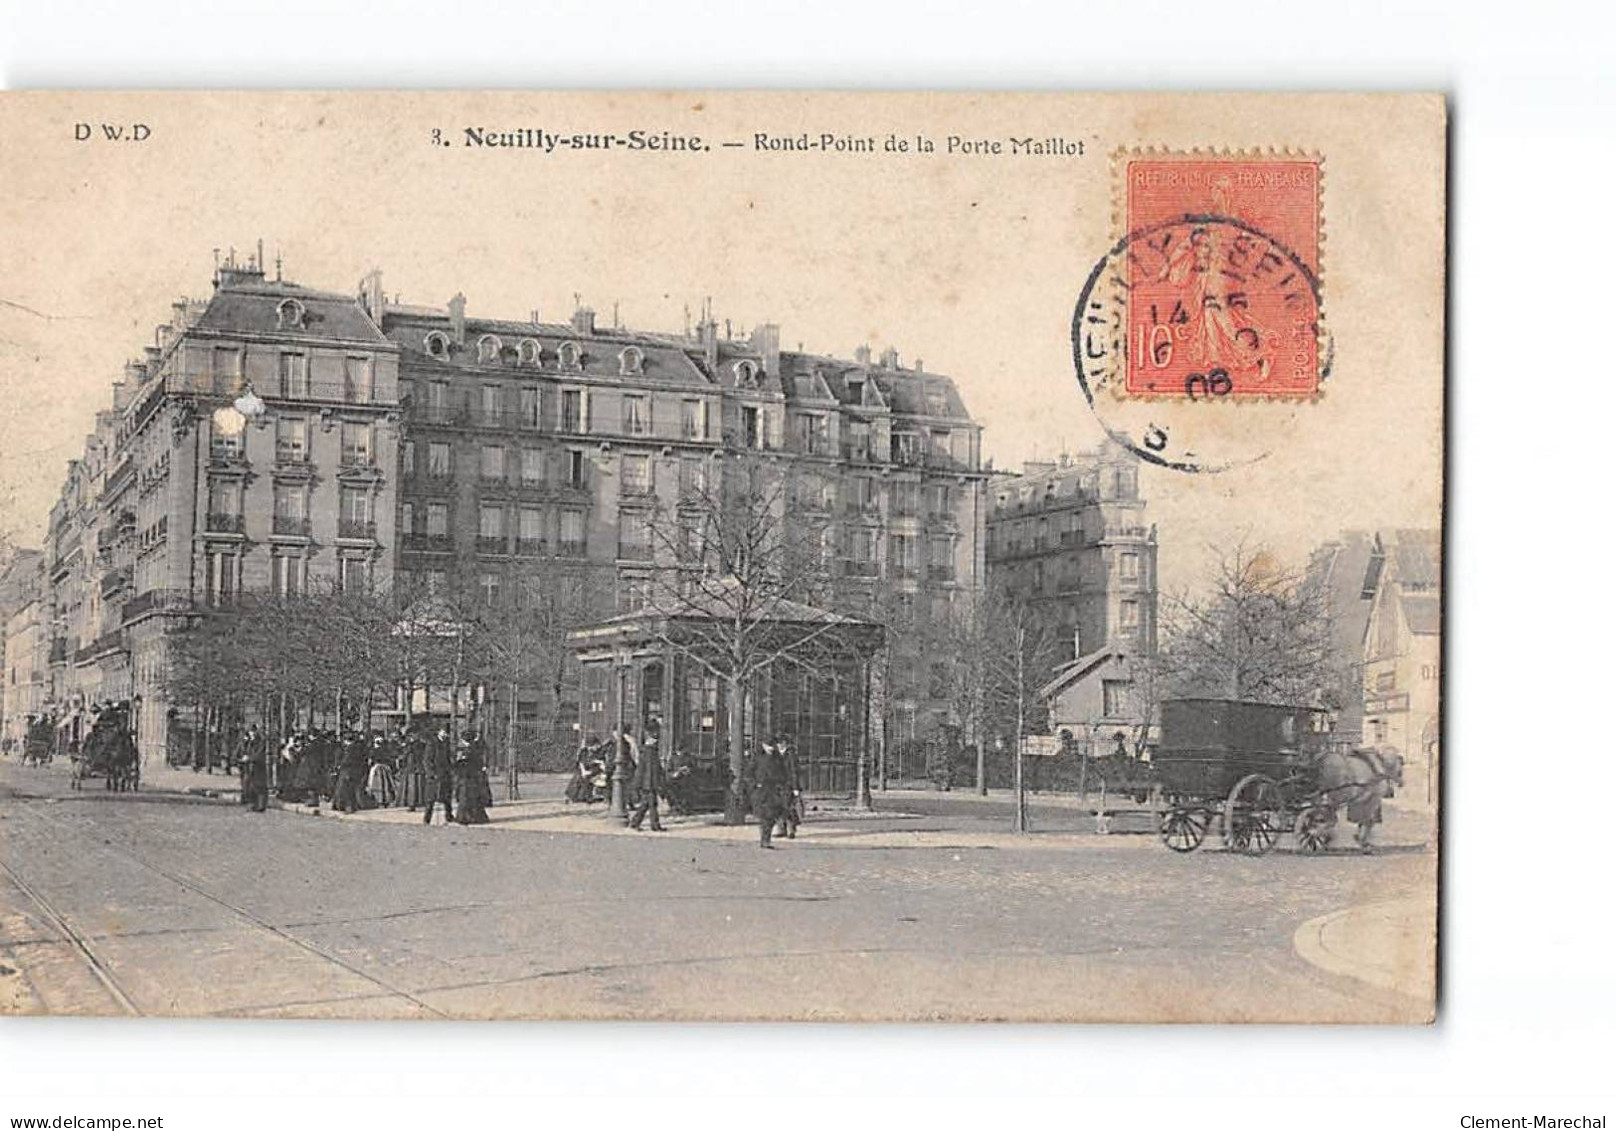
[195,280,391,344]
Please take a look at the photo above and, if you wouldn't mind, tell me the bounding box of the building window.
[400,502,414,535]
[1120,552,1140,581]
[424,331,450,358]
[212,347,243,395]
[271,553,306,599]
[561,388,584,432]
[892,432,918,465]
[341,420,374,467]
[890,533,917,577]
[741,406,762,449]
[402,439,416,477]
[426,503,449,537]
[478,504,505,551]
[426,568,447,596]
[1102,680,1133,718]
[480,444,506,484]
[734,360,758,386]
[924,383,947,415]
[621,453,652,495]
[566,449,586,488]
[477,335,502,364]
[619,347,643,376]
[427,379,449,413]
[518,507,545,554]
[209,425,243,461]
[475,571,500,606]
[559,342,581,370]
[559,508,586,556]
[340,556,371,594]
[622,394,651,436]
[275,415,308,463]
[518,339,541,366]
[849,421,871,461]
[928,482,953,518]
[928,535,954,581]
[205,550,239,605]
[428,441,451,478]
[1376,670,1396,693]
[1119,599,1140,631]
[279,352,308,398]
[519,386,541,429]
[618,572,649,612]
[681,399,705,440]
[276,298,305,329]
[521,447,545,486]
[796,413,828,455]
[344,356,374,403]
[618,510,651,561]
[206,480,242,531]
[272,484,308,536]
[481,384,503,425]
[679,454,706,497]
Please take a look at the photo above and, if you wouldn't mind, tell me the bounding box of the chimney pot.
[572,306,596,336]
[448,292,467,345]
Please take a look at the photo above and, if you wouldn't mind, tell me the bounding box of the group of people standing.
[565,719,802,848]
[234,721,492,825]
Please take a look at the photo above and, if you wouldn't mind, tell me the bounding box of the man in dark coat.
[453,729,491,825]
[775,736,801,840]
[333,730,367,813]
[401,725,426,811]
[238,723,269,813]
[751,741,789,848]
[627,720,667,832]
[422,726,454,825]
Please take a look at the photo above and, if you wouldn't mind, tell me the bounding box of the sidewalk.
[139,759,241,798]
[1292,896,1437,1013]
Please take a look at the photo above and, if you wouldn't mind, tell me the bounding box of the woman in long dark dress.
[452,731,490,825]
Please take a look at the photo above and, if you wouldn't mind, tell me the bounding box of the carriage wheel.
[1160,807,1209,853]
[1224,773,1282,856]
[1295,805,1336,854]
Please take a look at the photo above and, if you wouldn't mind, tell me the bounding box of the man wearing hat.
[422,725,455,825]
[238,723,269,813]
[751,738,789,848]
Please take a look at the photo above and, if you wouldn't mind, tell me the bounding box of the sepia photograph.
[0,91,1444,1025]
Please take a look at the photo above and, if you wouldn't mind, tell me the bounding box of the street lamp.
[609,646,630,819]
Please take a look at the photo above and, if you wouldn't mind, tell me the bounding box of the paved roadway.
[0,759,1435,1022]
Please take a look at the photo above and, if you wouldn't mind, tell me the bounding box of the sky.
[0,92,1445,595]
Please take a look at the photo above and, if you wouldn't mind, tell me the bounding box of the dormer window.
[476,334,503,364]
[518,338,542,366]
[275,298,306,330]
[424,331,450,358]
[734,360,758,386]
[558,342,582,370]
[619,346,644,376]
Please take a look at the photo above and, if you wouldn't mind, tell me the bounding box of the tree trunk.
[724,672,747,825]
[1013,627,1028,833]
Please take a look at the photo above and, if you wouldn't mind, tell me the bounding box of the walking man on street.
[238,723,269,813]
[422,725,454,826]
[627,716,667,832]
[752,740,788,849]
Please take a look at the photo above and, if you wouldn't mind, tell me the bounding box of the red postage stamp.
[1122,154,1323,399]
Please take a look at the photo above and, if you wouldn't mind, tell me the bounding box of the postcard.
[0,91,1443,1021]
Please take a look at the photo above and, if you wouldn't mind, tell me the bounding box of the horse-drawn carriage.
[69,705,140,792]
[1154,698,1403,855]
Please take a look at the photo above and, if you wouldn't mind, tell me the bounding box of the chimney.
[143,345,162,369]
[448,292,467,345]
[358,269,384,318]
[697,315,719,369]
[750,323,781,378]
[123,360,145,386]
[914,358,924,373]
[879,346,900,370]
[854,344,872,366]
[572,306,596,336]
[111,382,129,411]
[530,308,541,326]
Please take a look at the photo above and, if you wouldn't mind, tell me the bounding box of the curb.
[1292,899,1435,1008]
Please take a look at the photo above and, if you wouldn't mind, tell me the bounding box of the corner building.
[41,252,399,759]
[377,284,986,753]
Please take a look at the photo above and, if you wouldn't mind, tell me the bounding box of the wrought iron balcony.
[338,518,377,541]
[475,535,509,555]
[204,512,245,535]
[272,515,312,537]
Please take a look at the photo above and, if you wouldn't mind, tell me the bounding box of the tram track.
[4,800,448,1018]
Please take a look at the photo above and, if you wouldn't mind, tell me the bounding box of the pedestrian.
[453,729,490,825]
[366,734,396,807]
[400,725,426,811]
[422,726,454,825]
[751,740,789,848]
[775,735,801,840]
[238,723,269,813]
[627,721,667,832]
[333,730,367,813]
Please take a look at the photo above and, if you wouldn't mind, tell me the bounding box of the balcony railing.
[928,564,957,582]
[340,451,377,470]
[205,513,245,534]
[478,473,510,489]
[272,515,312,537]
[515,537,547,557]
[100,567,131,598]
[338,518,377,541]
[558,539,587,558]
[403,533,453,552]
[122,589,193,623]
[475,535,509,555]
[843,560,879,578]
[75,628,127,664]
[275,446,310,466]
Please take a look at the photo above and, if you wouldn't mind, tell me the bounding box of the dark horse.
[1310,747,1405,852]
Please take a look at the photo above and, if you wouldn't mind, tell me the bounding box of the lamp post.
[609,646,630,819]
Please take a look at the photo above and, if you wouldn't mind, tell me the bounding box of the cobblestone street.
[0,760,1435,1022]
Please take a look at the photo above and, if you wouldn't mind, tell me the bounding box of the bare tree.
[1161,536,1340,707]
[637,452,857,822]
